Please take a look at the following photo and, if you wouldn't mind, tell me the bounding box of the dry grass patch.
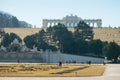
[0,64,105,77]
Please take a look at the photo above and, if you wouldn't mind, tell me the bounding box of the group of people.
[58,60,106,67]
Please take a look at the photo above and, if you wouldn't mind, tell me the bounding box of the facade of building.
[42,14,102,28]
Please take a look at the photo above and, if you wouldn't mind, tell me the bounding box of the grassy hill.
[93,28,120,45]
[2,28,120,45]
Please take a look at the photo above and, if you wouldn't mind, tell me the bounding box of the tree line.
[0,11,32,28]
[0,21,120,62]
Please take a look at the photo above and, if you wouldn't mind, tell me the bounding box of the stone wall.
[0,52,44,63]
[0,51,104,63]
[45,52,104,64]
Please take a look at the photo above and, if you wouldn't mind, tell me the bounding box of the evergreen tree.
[1,33,22,47]
[102,42,120,62]
[47,23,75,53]
[88,39,103,56]
[1,33,10,47]
[74,21,94,41]
[24,29,57,51]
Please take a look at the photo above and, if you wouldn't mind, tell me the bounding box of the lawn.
[0,63,105,77]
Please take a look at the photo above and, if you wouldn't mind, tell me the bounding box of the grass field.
[0,64,105,77]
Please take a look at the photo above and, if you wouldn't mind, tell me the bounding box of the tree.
[11,16,20,27]
[74,21,94,41]
[0,29,5,38]
[88,39,103,56]
[72,21,94,55]
[0,11,32,28]
[102,42,120,62]
[19,21,32,27]
[8,43,22,52]
[9,33,22,42]
[1,33,22,47]
[75,39,89,55]
[24,35,35,49]
[47,23,75,53]
[24,29,57,51]
[1,33,10,47]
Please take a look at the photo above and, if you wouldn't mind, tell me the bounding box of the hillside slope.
[2,28,120,45]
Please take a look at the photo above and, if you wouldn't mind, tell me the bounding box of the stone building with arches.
[42,14,102,27]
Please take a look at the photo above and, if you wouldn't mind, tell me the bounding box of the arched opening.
[75,23,77,26]
[51,23,54,26]
[90,23,93,27]
[67,23,70,27]
[94,23,97,27]
[47,23,51,27]
[71,23,74,27]
[86,23,90,26]
[55,22,58,25]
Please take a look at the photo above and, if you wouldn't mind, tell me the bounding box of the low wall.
[45,52,104,64]
[0,52,44,63]
[0,51,104,63]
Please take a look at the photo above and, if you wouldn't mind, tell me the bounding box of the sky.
[0,0,120,27]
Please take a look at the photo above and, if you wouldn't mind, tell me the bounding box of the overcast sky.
[0,0,120,27]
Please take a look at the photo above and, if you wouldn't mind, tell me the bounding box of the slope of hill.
[93,28,120,45]
[2,28,120,45]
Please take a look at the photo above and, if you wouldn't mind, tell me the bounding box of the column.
[42,20,48,28]
[92,22,94,27]
[97,22,102,27]
[88,23,90,26]
[50,22,52,27]
[73,23,75,27]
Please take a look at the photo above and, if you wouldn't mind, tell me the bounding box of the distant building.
[42,14,102,27]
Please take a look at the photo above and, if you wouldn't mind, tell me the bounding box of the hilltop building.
[42,14,102,27]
